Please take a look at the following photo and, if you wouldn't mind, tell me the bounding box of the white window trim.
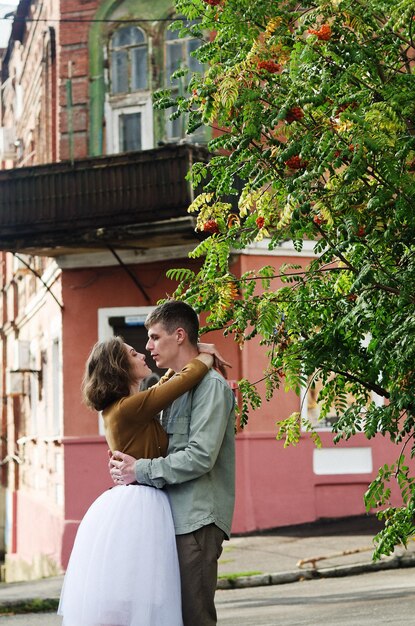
[98,306,154,341]
[105,100,154,154]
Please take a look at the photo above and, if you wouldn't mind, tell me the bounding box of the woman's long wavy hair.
[82,336,135,411]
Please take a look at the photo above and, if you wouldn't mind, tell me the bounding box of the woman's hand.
[197,343,232,369]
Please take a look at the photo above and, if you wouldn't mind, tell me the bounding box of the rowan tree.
[155,0,415,557]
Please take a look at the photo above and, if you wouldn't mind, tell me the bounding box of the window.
[165,25,205,143]
[107,102,153,154]
[165,26,203,87]
[51,338,62,436]
[106,26,153,154]
[301,375,385,432]
[119,111,142,152]
[110,26,148,95]
[108,315,164,388]
[97,307,156,434]
[301,377,340,431]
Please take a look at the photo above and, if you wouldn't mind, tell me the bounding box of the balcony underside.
[0,144,208,256]
[3,215,200,258]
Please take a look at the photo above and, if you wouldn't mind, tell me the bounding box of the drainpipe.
[0,252,7,489]
[66,61,74,165]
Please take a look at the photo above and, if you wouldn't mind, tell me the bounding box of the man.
[109,300,235,626]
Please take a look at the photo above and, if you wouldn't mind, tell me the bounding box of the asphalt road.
[0,568,413,625]
[215,568,415,625]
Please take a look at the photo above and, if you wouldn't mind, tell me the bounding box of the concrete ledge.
[217,553,415,589]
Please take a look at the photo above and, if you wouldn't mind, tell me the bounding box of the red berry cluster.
[336,103,349,114]
[313,214,326,226]
[308,24,332,41]
[335,102,358,116]
[285,155,307,170]
[285,107,304,123]
[257,60,281,73]
[256,216,265,229]
[203,0,222,5]
[203,219,220,234]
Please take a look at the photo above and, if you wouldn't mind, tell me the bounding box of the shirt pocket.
[165,414,190,436]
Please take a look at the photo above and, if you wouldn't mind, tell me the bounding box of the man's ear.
[176,328,186,344]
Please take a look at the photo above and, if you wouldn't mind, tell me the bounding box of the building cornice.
[55,243,197,269]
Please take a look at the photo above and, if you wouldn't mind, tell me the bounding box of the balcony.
[0,144,209,256]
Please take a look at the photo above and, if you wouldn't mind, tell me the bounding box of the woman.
[58,336,223,626]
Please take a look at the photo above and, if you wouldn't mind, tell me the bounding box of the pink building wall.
[232,431,405,533]
[54,253,409,567]
[4,247,409,577]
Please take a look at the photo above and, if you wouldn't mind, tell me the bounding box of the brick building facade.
[0,0,406,582]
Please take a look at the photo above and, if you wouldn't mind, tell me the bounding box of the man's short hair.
[145,300,199,346]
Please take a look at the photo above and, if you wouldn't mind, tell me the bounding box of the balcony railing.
[0,144,209,253]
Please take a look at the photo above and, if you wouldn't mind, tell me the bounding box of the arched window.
[106,25,152,153]
[110,26,148,94]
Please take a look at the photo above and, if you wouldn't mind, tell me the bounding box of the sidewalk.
[0,516,414,612]
[216,515,415,589]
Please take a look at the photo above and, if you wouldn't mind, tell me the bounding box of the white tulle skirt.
[58,485,183,626]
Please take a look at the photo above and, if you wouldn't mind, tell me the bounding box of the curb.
[1,554,414,615]
[216,552,415,589]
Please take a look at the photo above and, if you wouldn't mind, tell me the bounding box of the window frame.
[109,25,149,96]
[164,21,206,143]
[105,100,154,154]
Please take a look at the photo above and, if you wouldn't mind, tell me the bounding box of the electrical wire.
[0,16,184,23]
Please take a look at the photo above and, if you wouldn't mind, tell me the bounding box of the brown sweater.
[102,358,208,460]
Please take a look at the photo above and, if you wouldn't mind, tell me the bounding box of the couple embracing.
[58,300,236,626]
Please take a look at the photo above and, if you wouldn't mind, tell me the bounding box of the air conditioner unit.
[6,370,26,396]
[13,340,31,371]
[0,127,16,160]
